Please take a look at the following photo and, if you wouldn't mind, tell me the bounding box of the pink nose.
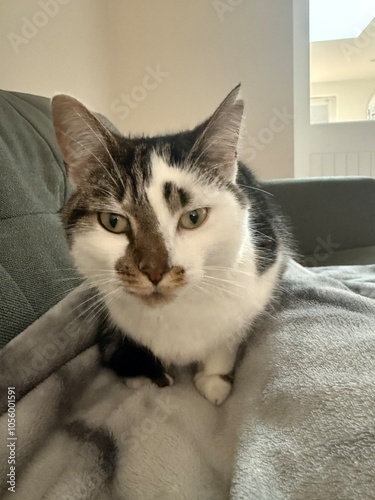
[139,263,169,285]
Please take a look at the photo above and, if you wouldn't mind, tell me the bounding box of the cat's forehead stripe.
[163,181,189,214]
[178,187,189,207]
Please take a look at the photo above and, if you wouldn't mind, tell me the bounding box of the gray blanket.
[1,261,375,499]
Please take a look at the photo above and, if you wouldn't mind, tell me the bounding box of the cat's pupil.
[189,211,199,225]
[109,214,118,228]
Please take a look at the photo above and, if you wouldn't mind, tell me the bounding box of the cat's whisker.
[51,288,86,303]
[54,275,117,291]
[189,281,224,300]
[203,267,286,291]
[25,268,78,276]
[252,229,276,242]
[259,308,278,321]
[63,295,103,333]
[52,267,115,273]
[236,183,273,197]
[202,275,249,289]
[68,289,104,315]
[54,282,94,296]
[202,266,257,279]
[50,278,104,298]
[83,293,116,325]
[64,285,122,332]
[200,279,244,299]
[188,283,212,298]
[53,276,83,283]
[102,288,123,311]
[92,184,121,199]
[91,280,123,293]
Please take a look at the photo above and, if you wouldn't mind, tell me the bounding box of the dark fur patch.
[162,181,190,214]
[65,420,117,480]
[178,187,189,207]
[163,181,173,202]
[237,164,288,274]
[116,203,170,277]
[98,320,167,383]
[65,207,89,228]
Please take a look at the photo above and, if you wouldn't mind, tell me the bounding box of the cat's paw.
[194,373,232,406]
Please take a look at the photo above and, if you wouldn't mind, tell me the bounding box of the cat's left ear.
[190,84,244,183]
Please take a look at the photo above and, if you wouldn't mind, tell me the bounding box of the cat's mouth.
[127,288,175,306]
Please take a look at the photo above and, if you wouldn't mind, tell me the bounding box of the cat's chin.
[127,289,176,307]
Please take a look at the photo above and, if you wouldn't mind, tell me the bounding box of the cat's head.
[52,85,250,306]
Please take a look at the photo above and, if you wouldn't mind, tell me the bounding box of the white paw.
[125,377,152,389]
[194,373,232,406]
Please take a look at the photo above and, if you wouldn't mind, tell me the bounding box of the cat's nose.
[139,262,169,285]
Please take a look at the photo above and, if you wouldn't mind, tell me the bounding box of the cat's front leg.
[194,343,238,406]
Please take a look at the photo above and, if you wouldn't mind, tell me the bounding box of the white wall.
[107,0,294,180]
[0,0,295,180]
[0,0,111,115]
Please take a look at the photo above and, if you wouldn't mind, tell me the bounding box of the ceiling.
[311,19,375,82]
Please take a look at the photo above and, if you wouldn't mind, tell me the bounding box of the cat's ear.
[51,95,114,187]
[190,84,244,183]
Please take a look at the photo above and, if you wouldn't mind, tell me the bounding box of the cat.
[52,85,289,405]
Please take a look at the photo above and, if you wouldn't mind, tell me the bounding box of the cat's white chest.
[109,295,246,364]
[106,261,281,365]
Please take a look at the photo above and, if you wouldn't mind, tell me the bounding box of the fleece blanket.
[0,260,375,499]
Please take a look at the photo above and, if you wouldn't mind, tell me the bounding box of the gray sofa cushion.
[265,177,375,266]
[0,90,78,347]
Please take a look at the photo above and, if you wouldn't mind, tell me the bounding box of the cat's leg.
[194,343,238,405]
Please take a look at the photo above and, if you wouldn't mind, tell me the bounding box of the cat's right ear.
[51,95,113,187]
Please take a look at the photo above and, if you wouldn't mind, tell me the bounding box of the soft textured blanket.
[1,261,375,499]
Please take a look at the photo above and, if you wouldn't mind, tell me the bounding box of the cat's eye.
[98,212,129,234]
[179,208,208,230]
